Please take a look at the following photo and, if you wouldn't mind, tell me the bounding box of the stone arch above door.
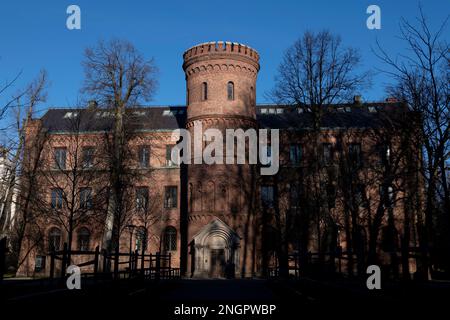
[191,218,240,278]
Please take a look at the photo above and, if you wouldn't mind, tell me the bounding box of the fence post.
[60,243,68,279]
[128,249,132,275]
[114,246,119,279]
[140,248,145,276]
[169,252,172,269]
[156,252,160,280]
[168,253,172,279]
[131,250,136,272]
[0,237,6,281]
[94,246,99,278]
[294,254,298,279]
[338,250,342,274]
[149,253,153,279]
[49,249,55,279]
[102,249,107,274]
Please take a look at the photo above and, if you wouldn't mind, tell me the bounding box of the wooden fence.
[49,242,180,280]
[269,248,425,278]
[0,237,6,281]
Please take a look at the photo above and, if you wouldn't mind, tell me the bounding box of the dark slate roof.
[41,106,187,132]
[256,103,406,129]
[39,102,409,132]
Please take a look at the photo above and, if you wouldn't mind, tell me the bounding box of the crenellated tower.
[182,41,261,277]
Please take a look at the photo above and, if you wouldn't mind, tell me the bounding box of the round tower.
[182,41,261,278]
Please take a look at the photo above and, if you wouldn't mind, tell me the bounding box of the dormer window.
[64,112,78,119]
[202,82,208,101]
[227,81,234,100]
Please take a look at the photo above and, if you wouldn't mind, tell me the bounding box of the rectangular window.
[290,144,302,165]
[79,187,93,209]
[262,145,272,166]
[138,146,150,168]
[51,188,63,209]
[380,185,395,208]
[379,144,391,165]
[349,143,362,167]
[164,228,177,251]
[388,186,395,207]
[166,145,174,166]
[290,184,300,208]
[54,148,67,169]
[323,143,333,166]
[82,147,95,169]
[136,187,149,211]
[164,186,178,208]
[355,184,367,208]
[135,228,148,252]
[34,255,46,272]
[261,185,274,208]
[327,184,336,209]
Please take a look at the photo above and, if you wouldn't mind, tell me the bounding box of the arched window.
[206,181,215,211]
[227,81,234,100]
[135,227,147,252]
[77,227,90,251]
[189,183,194,212]
[197,182,203,211]
[230,184,240,213]
[219,184,228,211]
[48,227,61,251]
[202,82,208,101]
[163,226,177,251]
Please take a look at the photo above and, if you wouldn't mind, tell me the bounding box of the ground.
[1,277,449,318]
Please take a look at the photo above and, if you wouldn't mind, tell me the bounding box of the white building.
[0,148,18,234]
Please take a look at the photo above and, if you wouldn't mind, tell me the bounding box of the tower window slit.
[202,82,208,101]
[227,81,234,101]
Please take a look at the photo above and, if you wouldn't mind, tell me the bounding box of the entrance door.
[209,249,225,278]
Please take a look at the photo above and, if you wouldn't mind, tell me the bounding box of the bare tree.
[5,71,49,270]
[334,106,420,279]
[0,70,22,122]
[375,8,450,278]
[40,111,109,265]
[271,30,370,129]
[269,30,370,276]
[0,71,48,233]
[81,39,158,253]
[133,189,162,252]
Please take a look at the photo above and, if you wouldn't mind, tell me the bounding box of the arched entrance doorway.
[191,218,240,278]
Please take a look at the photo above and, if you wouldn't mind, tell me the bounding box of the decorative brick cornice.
[183,41,260,73]
[184,62,258,79]
[186,114,257,128]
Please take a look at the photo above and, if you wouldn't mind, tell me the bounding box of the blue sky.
[0,0,448,117]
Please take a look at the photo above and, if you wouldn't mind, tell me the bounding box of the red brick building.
[17,42,421,278]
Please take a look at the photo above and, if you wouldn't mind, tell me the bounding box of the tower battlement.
[183,41,259,71]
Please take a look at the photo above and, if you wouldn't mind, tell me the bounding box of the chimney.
[385,97,398,103]
[87,100,98,109]
[353,95,362,104]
